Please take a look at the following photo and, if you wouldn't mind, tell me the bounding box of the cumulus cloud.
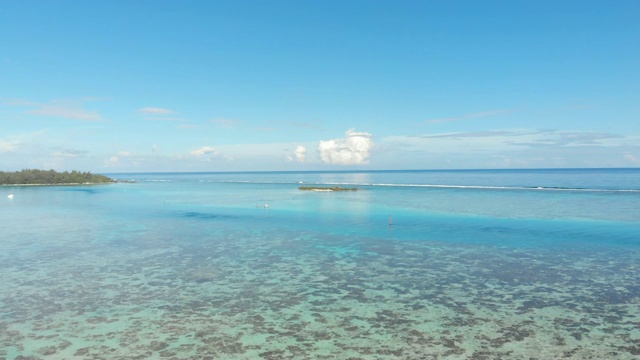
[294,145,306,162]
[190,146,224,161]
[190,146,218,157]
[318,129,374,165]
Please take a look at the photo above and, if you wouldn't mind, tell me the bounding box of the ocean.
[1,168,639,359]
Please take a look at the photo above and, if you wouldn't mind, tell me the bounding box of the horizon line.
[101,167,640,175]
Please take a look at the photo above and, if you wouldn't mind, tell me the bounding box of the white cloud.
[139,107,186,122]
[0,131,47,154]
[139,107,174,115]
[211,118,240,129]
[100,151,145,169]
[384,129,631,154]
[318,129,374,165]
[1,98,39,106]
[190,146,221,161]
[104,151,134,167]
[624,153,640,165]
[377,129,640,169]
[0,139,18,153]
[294,145,306,162]
[29,104,102,121]
[51,149,87,158]
[82,96,111,102]
[425,109,509,124]
[104,156,119,167]
[3,98,104,121]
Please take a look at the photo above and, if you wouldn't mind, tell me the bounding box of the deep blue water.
[1,168,639,358]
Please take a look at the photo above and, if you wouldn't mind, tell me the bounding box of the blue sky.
[1,0,639,172]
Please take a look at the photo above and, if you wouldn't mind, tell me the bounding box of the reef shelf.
[298,186,358,192]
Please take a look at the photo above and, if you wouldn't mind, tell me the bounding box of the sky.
[1,0,639,172]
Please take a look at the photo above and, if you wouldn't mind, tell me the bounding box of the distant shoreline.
[1,182,114,187]
[0,169,116,186]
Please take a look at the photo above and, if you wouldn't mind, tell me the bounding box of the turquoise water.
[1,169,639,359]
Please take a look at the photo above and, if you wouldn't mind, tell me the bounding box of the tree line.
[0,169,115,185]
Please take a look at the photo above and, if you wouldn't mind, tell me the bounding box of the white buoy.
[264,203,270,209]
[7,194,14,199]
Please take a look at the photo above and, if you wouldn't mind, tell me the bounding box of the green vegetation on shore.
[0,169,115,185]
[298,186,358,191]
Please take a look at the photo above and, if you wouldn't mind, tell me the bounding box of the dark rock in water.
[183,211,219,220]
[74,348,90,356]
[619,345,640,355]
[298,186,358,191]
[39,346,58,356]
[259,349,286,358]
[58,340,72,350]
[149,341,169,351]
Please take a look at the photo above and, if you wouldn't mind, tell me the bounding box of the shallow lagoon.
[1,169,639,359]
